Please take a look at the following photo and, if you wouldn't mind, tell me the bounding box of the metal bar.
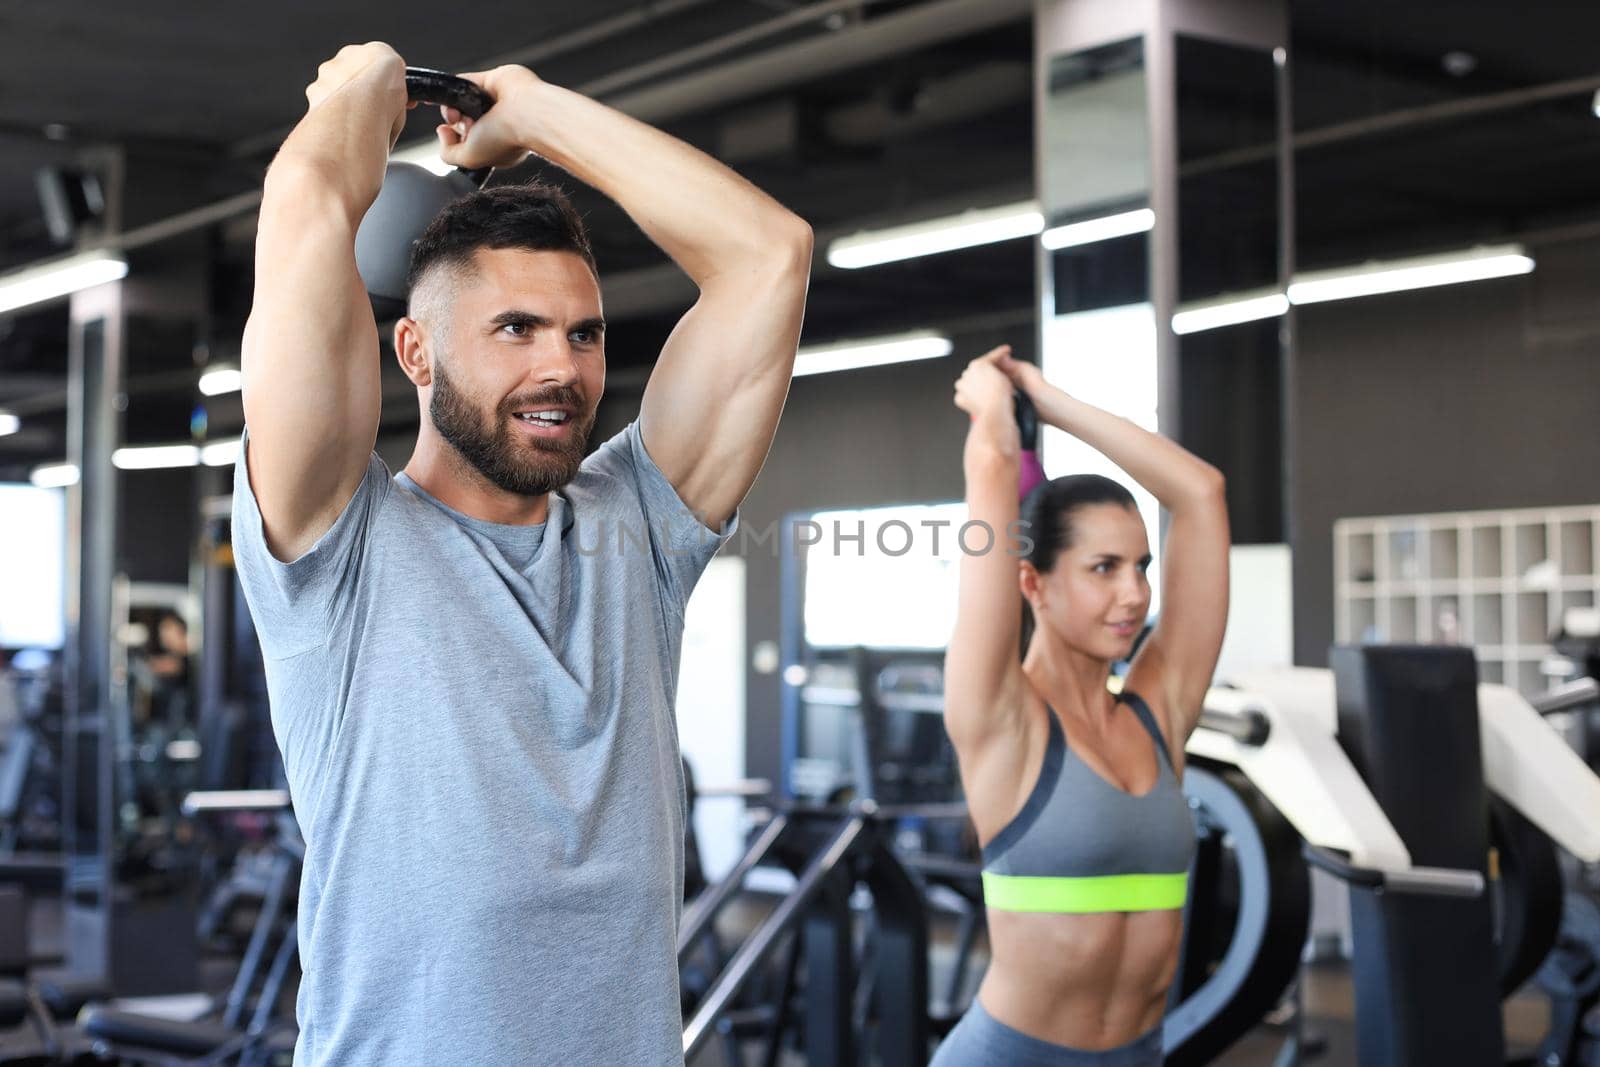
[876,693,945,714]
[778,516,805,799]
[1182,70,1600,180]
[182,789,292,815]
[1379,866,1487,898]
[677,812,789,959]
[802,870,854,1066]
[1276,40,1298,581]
[248,918,298,1036]
[1302,844,1485,898]
[583,0,886,97]
[850,648,880,803]
[63,284,123,985]
[225,0,726,159]
[27,0,1026,270]
[865,837,929,1064]
[1197,707,1272,746]
[777,798,970,821]
[1532,677,1599,715]
[944,906,979,1010]
[224,852,292,1029]
[481,0,724,74]
[1147,3,1182,447]
[760,928,805,1067]
[799,685,860,707]
[183,788,292,815]
[872,802,972,822]
[611,0,1031,123]
[694,779,772,798]
[115,190,264,255]
[682,816,866,1060]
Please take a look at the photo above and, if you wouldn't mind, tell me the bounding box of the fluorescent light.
[200,440,241,467]
[0,250,128,316]
[1172,290,1288,335]
[0,411,18,437]
[1288,244,1533,306]
[792,330,953,377]
[112,445,199,470]
[1171,244,1537,333]
[198,366,242,396]
[30,463,78,489]
[391,140,454,176]
[29,441,228,483]
[827,202,1042,269]
[1041,208,1154,251]
[822,202,1154,268]
[1593,88,1600,118]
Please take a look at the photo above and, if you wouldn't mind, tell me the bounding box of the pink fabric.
[1018,450,1046,500]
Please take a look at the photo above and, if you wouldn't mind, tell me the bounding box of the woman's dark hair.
[405,181,597,306]
[1020,474,1139,574]
[1016,474,1139,653]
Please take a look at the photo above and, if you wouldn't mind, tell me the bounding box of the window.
[0,485,66,649]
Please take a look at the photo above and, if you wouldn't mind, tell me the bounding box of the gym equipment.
[1193,657,1600,1066]
[2,658,66,856]
[679,800,929,1066]
[1536,890,1600,1067]
[74,791,302,1067]
[1325,646,1505,1064]
[787,647,962,819]
[766,656,1315,1063]
[1014,390,1045,499]
[1549,621,1600,772]
[1164,760,1311,1066]
[354,68,496,314]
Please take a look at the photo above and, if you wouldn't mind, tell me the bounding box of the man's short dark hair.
[405,182,597,310]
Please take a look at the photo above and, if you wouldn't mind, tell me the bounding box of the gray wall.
[1291,233,1600,666]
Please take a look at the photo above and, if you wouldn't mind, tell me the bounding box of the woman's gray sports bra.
[980,690,1196,913]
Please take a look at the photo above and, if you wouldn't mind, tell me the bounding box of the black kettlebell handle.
[404,67,495,187]
[1014,389,1039,451]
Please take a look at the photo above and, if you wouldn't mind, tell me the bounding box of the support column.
[63,280,124,985]
[1034,0,1292,574]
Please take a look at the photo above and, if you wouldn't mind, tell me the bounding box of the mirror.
[1040,39,1164,607]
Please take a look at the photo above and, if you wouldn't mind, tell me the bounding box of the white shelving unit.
[1334,505,1600,698]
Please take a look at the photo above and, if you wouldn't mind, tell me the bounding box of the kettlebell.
[1015,389,1046,499]
[355,67,496,317]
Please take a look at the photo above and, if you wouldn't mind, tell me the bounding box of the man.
[233,42,810,1066]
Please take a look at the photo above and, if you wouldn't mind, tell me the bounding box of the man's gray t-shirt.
[231,421,732,1066]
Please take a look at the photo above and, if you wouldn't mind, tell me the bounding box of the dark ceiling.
[0,0,1597,478]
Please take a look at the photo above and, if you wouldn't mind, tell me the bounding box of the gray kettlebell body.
[354,68,496,316]
[355,162,481,306]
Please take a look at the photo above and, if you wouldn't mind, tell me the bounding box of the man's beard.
[429,362,593,497]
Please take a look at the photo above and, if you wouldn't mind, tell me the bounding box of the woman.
[935,345,1230,1066]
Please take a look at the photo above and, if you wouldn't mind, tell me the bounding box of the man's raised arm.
[241,44,408,561]
[435,67,813,530]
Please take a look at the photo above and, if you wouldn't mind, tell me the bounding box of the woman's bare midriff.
[979,905,1184,1049]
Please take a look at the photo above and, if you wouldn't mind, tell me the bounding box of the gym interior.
[0,1,1598,1064]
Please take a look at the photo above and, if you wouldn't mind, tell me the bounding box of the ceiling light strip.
[792,330,953,377]
[0,251,128,316]
[827,202,1043,269]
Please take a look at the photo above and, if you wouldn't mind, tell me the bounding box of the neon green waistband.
[981,871,1189,913]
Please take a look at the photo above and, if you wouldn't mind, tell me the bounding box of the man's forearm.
[271,59,406,225]
[509,81,811,283]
